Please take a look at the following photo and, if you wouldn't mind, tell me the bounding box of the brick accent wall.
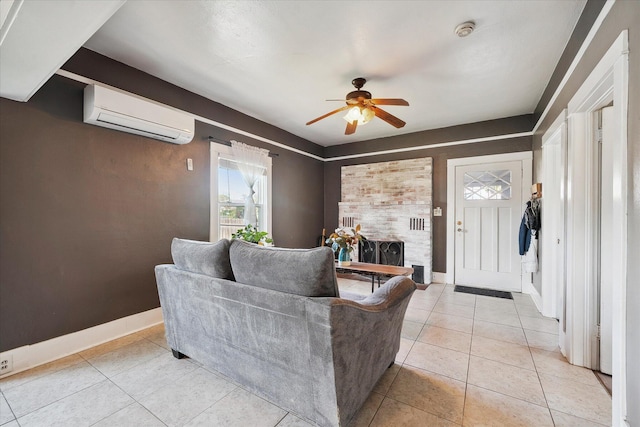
[339,158,432,283]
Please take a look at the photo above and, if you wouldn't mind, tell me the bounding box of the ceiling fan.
[305,77,409,135]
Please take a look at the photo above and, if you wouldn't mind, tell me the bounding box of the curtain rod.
[208,136,279,157]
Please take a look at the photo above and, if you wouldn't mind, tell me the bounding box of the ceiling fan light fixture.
[343,106,360,123]
[343,106,374,125]
[307,77,407,133]
[455,21,475,37]
[361,107,374,124]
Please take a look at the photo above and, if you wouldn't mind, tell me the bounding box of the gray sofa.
[155,238,416,426]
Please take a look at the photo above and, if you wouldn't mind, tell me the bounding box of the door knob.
[457,228,462,232]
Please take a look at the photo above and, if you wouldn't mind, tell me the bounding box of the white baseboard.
[522,278,543,312]
[431,272,448,284]
[0,308,163,379]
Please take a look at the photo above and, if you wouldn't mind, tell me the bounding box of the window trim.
[210,143,272,242]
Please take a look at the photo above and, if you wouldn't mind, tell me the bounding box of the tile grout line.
[15,377,112,423]
[271,411,289,427]
[408,284,568,422]
[441,284,469,426]
[78,340,167,427]
[371,284,464,425]
[525,346,613,426]
[471,296,558,419]
[83,334,219,427]
[466,296,560,424]
[519,304,557,425]
[465,383,553,410]
[0,390,18,426]
[548,408,610,427]
[362,392,384,427]
[8,361,111,422]
[460,291,480,425]
[0,355,87,393]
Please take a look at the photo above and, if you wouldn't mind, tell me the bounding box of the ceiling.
[3,1,587,147]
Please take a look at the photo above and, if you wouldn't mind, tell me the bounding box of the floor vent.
[454,285,513,299]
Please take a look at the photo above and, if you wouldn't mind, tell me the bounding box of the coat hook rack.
[531,183,542,199]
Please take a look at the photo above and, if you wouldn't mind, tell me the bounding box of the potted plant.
[326,224,366,266]
[232,224,274,246]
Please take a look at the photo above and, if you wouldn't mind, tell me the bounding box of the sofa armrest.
[337,275,416,309]
[306,276,416,426]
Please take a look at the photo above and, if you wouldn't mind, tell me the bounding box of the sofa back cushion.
[171,238,234,280]
[229,239,339,297]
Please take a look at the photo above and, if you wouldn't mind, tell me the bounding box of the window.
[210,144,272,241]
[463,169,512,200]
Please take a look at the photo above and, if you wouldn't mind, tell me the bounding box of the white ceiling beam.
[0,0,125,102]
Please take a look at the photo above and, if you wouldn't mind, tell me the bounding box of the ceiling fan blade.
[369,98,409,106]
[345,120,358,135]
[326,98,360,106]
[372,106,406,128]
[306,105,351,126]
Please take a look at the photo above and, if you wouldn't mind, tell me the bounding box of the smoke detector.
[455,21,476,37]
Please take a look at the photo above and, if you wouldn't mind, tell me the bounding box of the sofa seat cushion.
[171,238,234,280]
[339,290,367,302]
[229,239,339,297]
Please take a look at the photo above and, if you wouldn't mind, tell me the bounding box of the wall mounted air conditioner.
[83,84,194,144]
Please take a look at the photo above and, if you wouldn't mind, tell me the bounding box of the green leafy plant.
[326,224,366,254]
[232,224,274,245]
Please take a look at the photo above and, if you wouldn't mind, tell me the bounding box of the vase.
[338,247,351,266]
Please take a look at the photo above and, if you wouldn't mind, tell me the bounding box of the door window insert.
[463,170,512,200]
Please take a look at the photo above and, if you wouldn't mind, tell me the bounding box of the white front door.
[454,161,523,291]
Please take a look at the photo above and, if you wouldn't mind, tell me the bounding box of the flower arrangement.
[326,224,366,265]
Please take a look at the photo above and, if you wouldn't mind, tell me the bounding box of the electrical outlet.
[0,354,13,375]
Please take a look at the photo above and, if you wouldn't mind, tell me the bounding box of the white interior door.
[454,161,523,291]
[599,106,614,375]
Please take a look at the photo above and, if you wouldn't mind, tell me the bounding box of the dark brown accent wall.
[63,48,327,249]
[533,0,606,122]
[323,115,533,159]
[0,53,325,351]
[323,116,534,273]
[0,77,204,350]
[65,48,324,159]
[205,127,325,249]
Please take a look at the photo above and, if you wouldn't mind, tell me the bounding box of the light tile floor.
[0,280,612,426]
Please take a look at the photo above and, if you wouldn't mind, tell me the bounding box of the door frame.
[564,30,628,425]
[541,109,567,321]
[446,151,533,290]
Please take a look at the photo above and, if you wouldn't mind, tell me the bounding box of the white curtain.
[230,140,269,226]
